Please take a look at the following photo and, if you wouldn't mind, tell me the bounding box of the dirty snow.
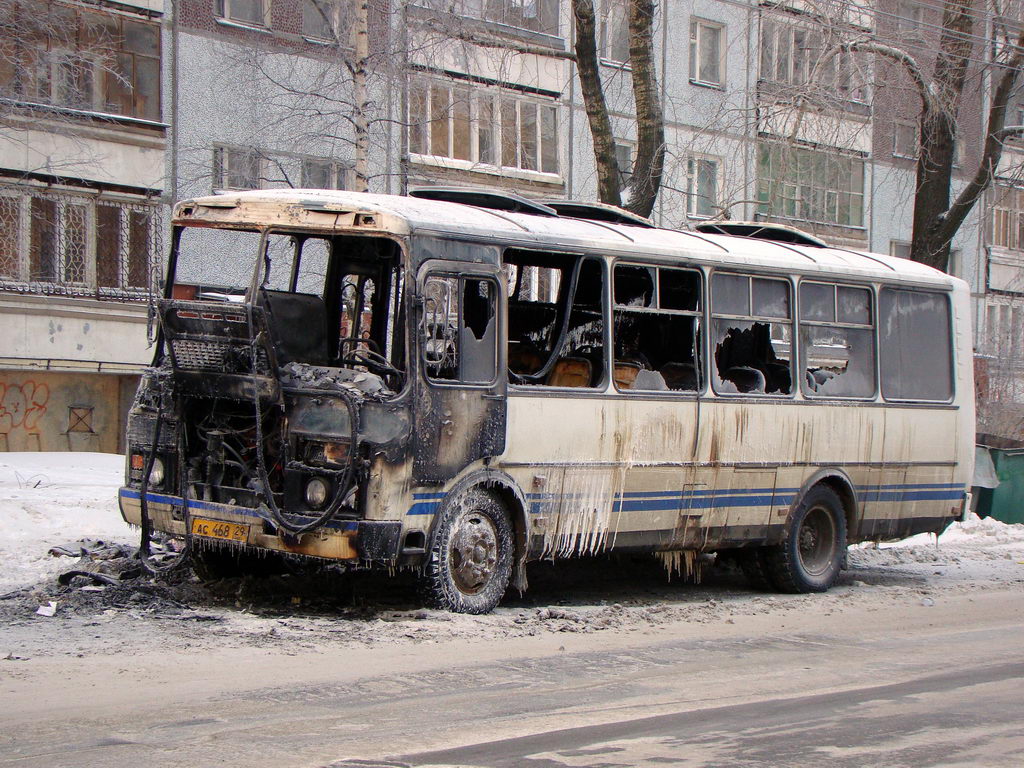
[0,452,133,593]
[0,451,1023,656]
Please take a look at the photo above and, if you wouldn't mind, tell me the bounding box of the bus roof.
[175,189,958,288]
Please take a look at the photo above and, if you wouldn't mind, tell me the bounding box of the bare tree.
[848,0,1024,272]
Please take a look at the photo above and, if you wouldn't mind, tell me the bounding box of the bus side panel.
[503,395,625,558]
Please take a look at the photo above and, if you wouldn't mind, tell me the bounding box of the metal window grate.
[170,339,270,374]
[0,183,162,302]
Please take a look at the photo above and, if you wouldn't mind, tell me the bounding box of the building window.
[302,0,348,41]
[992,185,1024,251]
[0,7,161,121]
[0,184,159,299]
[689,19,724,86]
[213,146,260,191]
[421,0,558,36]
[614,141,633,186]
[757,143,865,227]
[686,157,719,218]
[894,121,918,158]
[759,18,868,103]
[895,0,925,35]
[599,0,629,63]
[301,157,352,189]
[215,0,269,27]
[409,79,559,176]
[890,240,911,260]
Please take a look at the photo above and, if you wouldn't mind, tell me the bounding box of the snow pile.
[0,452,132,593]
[880,513,1024,559]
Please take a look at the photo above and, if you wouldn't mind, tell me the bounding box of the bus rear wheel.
[765,485,846,593]
[417,487,513,614]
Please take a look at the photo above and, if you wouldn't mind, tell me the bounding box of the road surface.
[1,575,1021,768]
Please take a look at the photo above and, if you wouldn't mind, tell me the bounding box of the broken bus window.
[711,273,793,395]
[613,264,703,391]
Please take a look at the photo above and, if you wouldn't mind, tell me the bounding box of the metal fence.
[0,183,163,302]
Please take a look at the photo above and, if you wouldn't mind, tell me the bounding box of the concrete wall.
[0,370,139,453]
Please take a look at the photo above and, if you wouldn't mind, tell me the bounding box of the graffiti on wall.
[0,381,50,433]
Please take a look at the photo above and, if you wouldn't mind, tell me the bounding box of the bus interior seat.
[509,341,544,375]
[547,357,592,387]
[660,362,698,391]
[763,362,792,394]
[613,361,641,389]
[257,289,328,365]
[723,365,765,393]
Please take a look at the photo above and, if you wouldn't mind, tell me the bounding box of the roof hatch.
[693,221,828,248]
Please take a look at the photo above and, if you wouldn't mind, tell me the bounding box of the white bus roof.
[176,189,957,289]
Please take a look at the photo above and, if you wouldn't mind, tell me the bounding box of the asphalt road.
[2,587,1022,768]
[394,661,1024,767]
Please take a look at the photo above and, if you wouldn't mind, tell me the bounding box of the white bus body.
[119,190,973,612]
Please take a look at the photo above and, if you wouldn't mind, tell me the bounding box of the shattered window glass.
[879,288,952,401]
[422,274,497,384]
[711,273,792,395]
[799,282,875,399]
[613,264,703,392]
[505,251,605,388]
[260,234,329,296]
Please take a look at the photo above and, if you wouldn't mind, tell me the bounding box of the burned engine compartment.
[126,228,411,539]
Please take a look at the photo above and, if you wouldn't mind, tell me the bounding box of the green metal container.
[974,449,1024,524]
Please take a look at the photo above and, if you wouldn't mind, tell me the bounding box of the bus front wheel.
[766,485,846,593]
[418,487,513,614]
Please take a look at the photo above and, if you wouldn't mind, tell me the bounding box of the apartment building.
[0,0,165,451]
[2,0,1023,450]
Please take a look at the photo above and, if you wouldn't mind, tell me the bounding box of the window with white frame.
[0,185,159,297]
[992,185,1024,251]
[302,0,349,41]
[890,240,912,260]
[213,146,260,191]
[408,79,560,176]
[689,19,724,87]
[599,0,629,63]
[759,17,868,102]
[757,143,865,227]
[894,121,917,157]
[301,157,352,189]
[686,157,719,218]
[215,0,268,27]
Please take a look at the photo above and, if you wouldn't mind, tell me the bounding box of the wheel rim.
[797,506,836,577]
[448,509,499,595]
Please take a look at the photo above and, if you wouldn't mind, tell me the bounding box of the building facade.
[2,0,1023,451]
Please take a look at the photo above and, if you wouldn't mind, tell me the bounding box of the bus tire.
[765,485,846,593]
[417,487,513,614]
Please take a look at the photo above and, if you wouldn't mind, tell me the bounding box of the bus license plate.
[190,517,250,543]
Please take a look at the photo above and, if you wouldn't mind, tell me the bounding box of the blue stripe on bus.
[408,482,964,516]
[118,488,361,530]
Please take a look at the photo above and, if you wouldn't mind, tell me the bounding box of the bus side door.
[412,261,506,483]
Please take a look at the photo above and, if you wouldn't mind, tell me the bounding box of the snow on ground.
[0,452,132,593]
[1,450,1023,600]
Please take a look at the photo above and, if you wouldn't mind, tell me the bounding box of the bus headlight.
[148,456,165,487]
[305,477,330,509]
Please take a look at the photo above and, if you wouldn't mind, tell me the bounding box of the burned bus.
[119,188,973,613]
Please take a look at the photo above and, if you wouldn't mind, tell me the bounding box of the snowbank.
[1,451,1023,595]
[0,453,132,593]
